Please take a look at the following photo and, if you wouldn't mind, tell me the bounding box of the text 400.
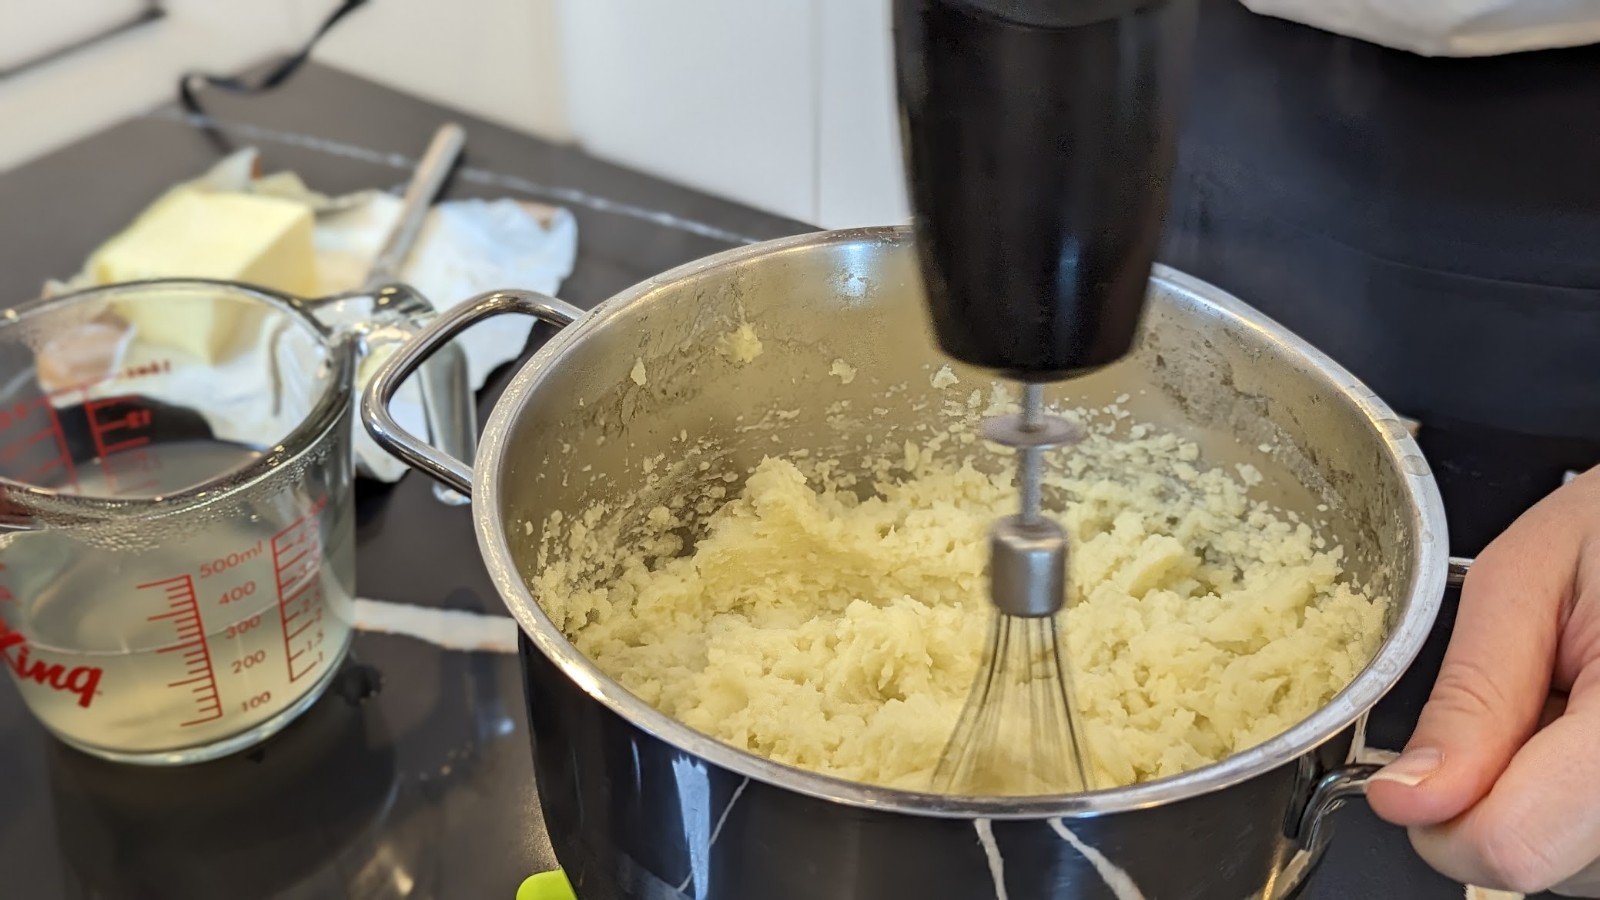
[218,581,257,605]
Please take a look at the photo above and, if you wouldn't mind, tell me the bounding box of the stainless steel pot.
[362,227,1460,900]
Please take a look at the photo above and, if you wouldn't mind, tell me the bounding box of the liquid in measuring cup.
[0,439,355,763]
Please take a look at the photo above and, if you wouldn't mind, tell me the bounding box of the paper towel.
[1241,0,1600,57]
[313,193,578,481]
[41,149,579,483]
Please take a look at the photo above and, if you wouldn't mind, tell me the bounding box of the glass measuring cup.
[0,279,443,764]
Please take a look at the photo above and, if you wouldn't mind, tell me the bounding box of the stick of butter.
[89,190,319,363]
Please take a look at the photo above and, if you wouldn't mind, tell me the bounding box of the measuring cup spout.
[0,494,36,530]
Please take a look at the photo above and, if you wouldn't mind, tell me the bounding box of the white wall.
[0,0,150,71]
[558,0,819,225]
[0,0,909,227]
[0,0,571,172]
[556,0,908,227]
[815,0,908,227]
[301,0,572,143]
[0,1,300,172]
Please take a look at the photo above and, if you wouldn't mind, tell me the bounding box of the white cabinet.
[0,1,302,172]
[558,0,819,223]
[0,0,153,72]
[304,0,572,143]
[557,0,910,227]
[815,0,908,228]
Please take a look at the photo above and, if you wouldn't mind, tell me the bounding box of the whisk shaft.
[1019,383,1044,522]
[933,383,1093,796]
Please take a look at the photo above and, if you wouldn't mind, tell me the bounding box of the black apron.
[1162,0,1600,444]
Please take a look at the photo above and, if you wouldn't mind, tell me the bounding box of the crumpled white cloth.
[46,148,579,483]
[1241,0,1600,57]
[314,193,578,481]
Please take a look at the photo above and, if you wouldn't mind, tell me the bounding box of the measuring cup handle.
[360,289,583,496]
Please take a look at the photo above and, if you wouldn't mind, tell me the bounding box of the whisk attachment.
[932,384,1094,796]
[933,612,1092,795]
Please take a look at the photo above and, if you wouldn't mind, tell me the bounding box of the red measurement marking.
[39,399,78,489]
[82,394,156,494]
[142,575,223,726]
[94,408,152,434]
[0,428,53,463]
[0,396,77,488]
[270,507,327,684]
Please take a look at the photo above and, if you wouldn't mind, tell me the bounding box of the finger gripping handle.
[1287,558,1471,860]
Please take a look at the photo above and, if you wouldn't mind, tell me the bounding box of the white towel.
[1241,0,1600,57]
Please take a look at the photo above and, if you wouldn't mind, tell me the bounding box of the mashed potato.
[536,423,1386,794]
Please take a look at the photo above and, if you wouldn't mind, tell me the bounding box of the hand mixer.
[892,0,1198,795]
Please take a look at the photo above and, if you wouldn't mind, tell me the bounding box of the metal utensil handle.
[365,122,469,505]
[361,289,583,496]
[364,122,466,290]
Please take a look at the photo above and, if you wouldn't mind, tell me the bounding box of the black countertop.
[0,63,803,900]
[2,15,1597,900]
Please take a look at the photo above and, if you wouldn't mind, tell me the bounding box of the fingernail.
[1370,747,1443,787]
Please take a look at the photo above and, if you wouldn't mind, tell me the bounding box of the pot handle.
[1291,555,1473,852]
[1291,762,1381,856]
[360,289,584,495]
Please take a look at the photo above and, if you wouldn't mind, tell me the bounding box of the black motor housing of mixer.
[892,0,1198,382]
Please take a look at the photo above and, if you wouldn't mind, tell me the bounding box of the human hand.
[1368,466,1600,895]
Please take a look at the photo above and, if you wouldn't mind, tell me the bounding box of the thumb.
[1367,506,1573,828]
[1407,669,1600,893]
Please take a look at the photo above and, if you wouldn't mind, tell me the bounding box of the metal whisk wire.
[933,611,1093,795]
[931,384,1094,796]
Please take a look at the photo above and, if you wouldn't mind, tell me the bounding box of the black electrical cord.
[177,0,371,116]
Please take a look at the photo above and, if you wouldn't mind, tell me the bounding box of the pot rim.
[474,225,1449,819]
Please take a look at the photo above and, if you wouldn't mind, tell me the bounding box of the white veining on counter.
[1465,887,1523,900]
[352,598,519,653]
[144,109,768,246]
[674,776,750,895]
[1272,849,1314,900]
[708,778,750,848]
[1049,819,1147,900]
[1355,747,1400,766]
[454,167,761,245]
[973,818,1009,900]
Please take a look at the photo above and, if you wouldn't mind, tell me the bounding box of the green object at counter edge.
[518,870,576,900]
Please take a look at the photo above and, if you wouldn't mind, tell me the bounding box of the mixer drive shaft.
[982,384,1082,619]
